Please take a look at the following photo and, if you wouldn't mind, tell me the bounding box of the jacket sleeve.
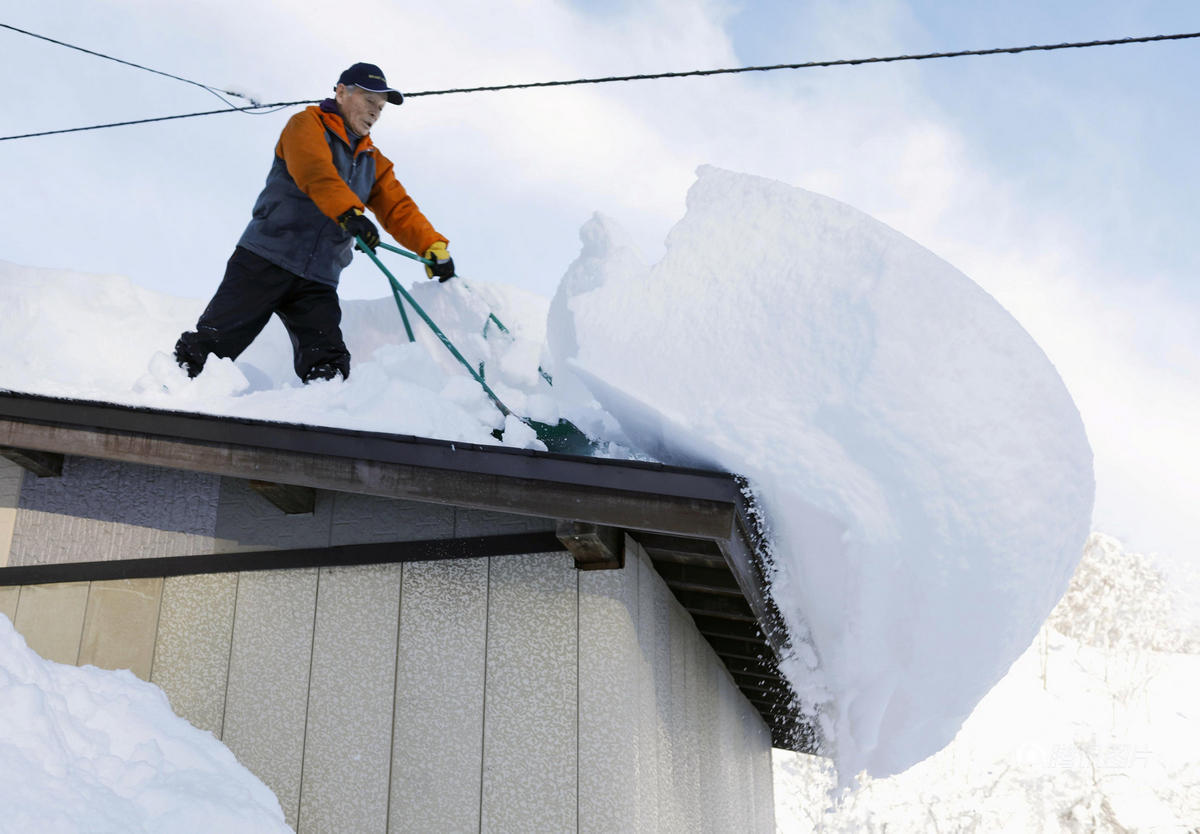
[275,109,361,222]
[366,147,448,256]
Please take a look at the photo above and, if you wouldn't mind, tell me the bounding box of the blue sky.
[2,0,1197,593]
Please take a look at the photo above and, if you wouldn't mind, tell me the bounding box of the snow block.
[546,166,1095,780]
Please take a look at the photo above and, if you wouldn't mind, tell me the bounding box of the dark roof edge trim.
[0,390,739,502]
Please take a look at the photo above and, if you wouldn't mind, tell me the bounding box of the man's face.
[335,84,387,136]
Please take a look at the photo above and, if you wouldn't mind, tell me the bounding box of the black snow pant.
[175,246,351,382]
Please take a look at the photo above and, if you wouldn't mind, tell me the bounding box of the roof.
[0,389,816,752]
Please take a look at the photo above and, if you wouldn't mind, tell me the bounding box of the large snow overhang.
[0,390,815,752]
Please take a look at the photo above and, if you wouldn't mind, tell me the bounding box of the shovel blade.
[528,418,595,456]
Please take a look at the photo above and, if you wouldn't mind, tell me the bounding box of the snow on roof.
[0,166,1093,786]
[546,166,1093,780]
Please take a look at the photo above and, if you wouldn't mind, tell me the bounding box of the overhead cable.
[0,102,312,141]
[0,22,260,108]
[3,29,1197,142]
[401,31,1200,98]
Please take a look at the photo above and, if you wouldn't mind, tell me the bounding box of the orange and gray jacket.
[237,100,447,287]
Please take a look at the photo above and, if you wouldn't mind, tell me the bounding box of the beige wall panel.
[480,553,577,834]
[667,599,702,832]
[641,548,684,834]
[150,572,238,737]
[10,458,221,565]
[635,549,662,832]
[0,458,21,568]
[9,511,217,566]
[223,568,318,830]
[752,703,776,834]
[577,546,640,834]
[718,672,751,831]
[299,564,402,834]
[707,663,748,831]
[691,614,715,830]
[12,581,89,664]
[0,507,14,569]
[0,585,19,623]
[390,558,488,834]
[78,577,163,680]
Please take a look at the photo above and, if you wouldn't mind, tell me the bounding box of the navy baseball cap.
[336,62,403,105]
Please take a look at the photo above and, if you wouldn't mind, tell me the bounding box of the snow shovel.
[354,237,594,455]
[373,241,555,384]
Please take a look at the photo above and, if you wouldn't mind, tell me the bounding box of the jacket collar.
[317,99,374,155]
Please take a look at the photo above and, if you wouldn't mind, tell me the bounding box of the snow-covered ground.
[774,533,1200,832]
[2,168,1100,817]
[0,615,291,834]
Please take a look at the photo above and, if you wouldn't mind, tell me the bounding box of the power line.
[0,22,259,109]
[0,101,314,141]
[402,31,1200,98]
[3,29,1197,142]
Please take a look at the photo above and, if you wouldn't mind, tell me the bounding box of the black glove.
[424,242,455,282]
[338,208,380,251]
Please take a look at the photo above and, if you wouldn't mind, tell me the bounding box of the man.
[174,62,454,383]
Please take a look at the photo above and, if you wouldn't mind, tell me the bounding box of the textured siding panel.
[11,458,220,565]
[17,457,219,534]
[12,581,89,664]
[329,493,455,546]
[718,670,748,832]
[151,572,238,737]
[10,512,218,565]
[214,477,333,552]
[635,550,661,833]
[480,553,577,833]
[390,558,488,834]
[0,585,19,622]
[299,564,402,834]
[694,620,721,832]
[78,577,163,680]
[577,545,640,834]
[751,702,776,834]
[223,568,318,830]
[0,458,20,569]
[644,550,679,834]
[668,599,701,831]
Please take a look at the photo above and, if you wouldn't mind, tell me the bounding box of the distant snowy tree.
[774,531,1200,833]
[1048,533,1199,654]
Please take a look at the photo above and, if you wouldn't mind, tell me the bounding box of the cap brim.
[350,83,404,105]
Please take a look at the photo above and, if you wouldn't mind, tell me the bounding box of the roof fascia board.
[0,391,736,501]
[0,395,737,539]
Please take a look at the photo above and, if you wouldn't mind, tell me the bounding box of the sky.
[1,0,1198,591]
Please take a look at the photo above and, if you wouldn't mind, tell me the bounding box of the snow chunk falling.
[0,614,292,834]
[546,166,1094,779]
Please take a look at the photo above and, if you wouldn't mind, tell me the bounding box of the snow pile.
[546,166,1094,778]
[773,534,1200,832]
[1,167,1094,783]
[0,259,575,451]
[0,614,292,834]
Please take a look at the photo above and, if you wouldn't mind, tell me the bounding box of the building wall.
[0,541,775,833]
